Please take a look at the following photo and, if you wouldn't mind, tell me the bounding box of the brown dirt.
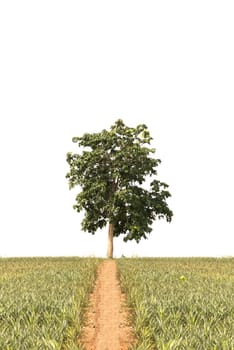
[80,259,136,350]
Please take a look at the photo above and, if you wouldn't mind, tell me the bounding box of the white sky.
[0,1,233,258]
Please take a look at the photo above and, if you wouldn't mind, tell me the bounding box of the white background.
[0,1,233,257]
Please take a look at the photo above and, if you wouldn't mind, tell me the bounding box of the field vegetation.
[118,257,234,350]
[0,257,101,350]
[1,257,233,349]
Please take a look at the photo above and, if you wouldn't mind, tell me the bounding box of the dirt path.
[80,259,135,350]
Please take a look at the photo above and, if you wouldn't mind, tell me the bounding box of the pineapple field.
[118,258,234,350]
[0,257,233,349]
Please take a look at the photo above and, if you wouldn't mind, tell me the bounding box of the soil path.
[80,259,135,350]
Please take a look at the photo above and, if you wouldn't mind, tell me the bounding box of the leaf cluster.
[66,119,173,242]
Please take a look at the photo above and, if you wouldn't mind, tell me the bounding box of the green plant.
[0,257,101,349]
[117,258,234,350]
[66,119,173,258]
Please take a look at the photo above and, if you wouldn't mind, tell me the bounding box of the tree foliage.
[66,119,173,243]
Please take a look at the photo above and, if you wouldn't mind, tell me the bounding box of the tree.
[66,119,173,258]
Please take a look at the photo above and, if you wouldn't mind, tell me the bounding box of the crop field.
[0,257,101,350]
[1,257,233,350]
[117,258,234,350]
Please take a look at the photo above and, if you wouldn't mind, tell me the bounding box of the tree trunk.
[107,222,114,258]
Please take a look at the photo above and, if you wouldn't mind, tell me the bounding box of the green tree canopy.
[66,119,173,257]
